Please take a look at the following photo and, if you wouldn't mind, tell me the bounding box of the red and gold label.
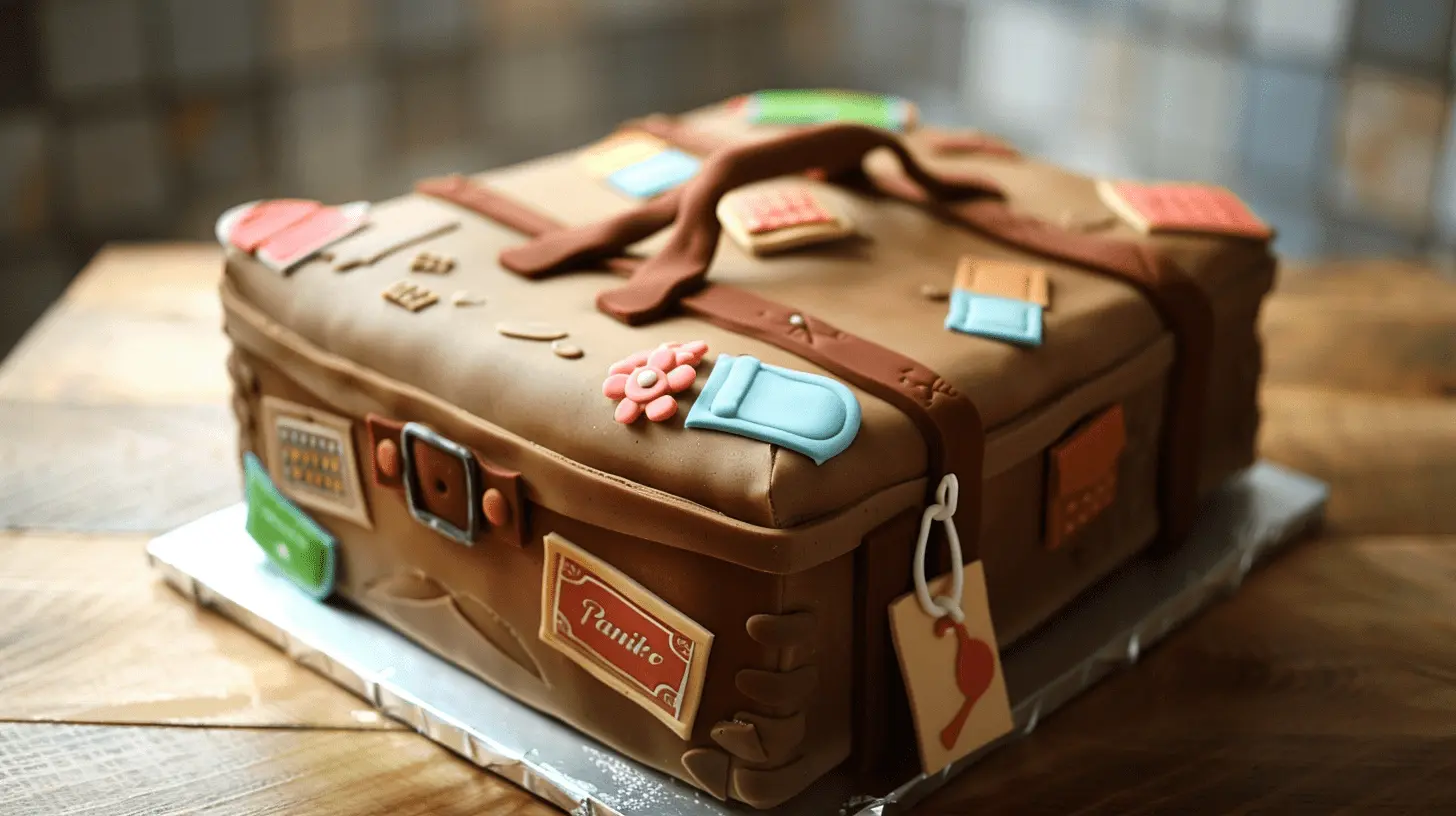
[539,533,713,738]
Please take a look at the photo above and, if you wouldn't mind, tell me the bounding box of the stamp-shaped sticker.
[260,397,372,530]
[539,533,713,738]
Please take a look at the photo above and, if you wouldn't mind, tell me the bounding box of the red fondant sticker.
[1097,179,1272,241]
[539,533,713,738]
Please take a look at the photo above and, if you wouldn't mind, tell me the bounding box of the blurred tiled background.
[4,0,1456,354]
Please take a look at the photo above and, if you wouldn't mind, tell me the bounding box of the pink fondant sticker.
[539,533,713,738]
[1097,180,1272,241]
[227,199,322,253]
[255,202,371,273]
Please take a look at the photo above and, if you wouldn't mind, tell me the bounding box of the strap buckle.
[400,421,480,546]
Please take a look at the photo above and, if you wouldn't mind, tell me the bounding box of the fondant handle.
[596,123,999,325]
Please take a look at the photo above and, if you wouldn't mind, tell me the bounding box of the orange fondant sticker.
[954,257,1050,308]
[1096,179,1272,240]
[1046,403,1126,550]
[540,533,713,738]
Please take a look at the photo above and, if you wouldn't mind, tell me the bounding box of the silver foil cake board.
[146,461,1327,816]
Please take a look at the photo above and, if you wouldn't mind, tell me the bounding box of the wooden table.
[2,245,1453,814]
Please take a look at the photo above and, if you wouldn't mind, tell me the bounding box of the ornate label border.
[538,533,713,739]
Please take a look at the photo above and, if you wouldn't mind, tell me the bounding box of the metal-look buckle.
[399,422,480,546]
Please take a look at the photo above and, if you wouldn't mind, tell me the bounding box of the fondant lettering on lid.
[539,532,713,739]
[382,280,439,312]
[607,149,700,199]
[684,354,861,465]
[1096,179,1272,241]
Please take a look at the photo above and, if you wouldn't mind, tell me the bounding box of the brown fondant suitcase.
[220,94,1275,808]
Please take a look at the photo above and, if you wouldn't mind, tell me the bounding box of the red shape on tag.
[738,188,836,234]
[229,199,321,252]
[934,616,997,750]
[1105,181,1271,240]
[257,205,368,270]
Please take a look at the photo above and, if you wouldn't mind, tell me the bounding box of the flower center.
[635,369,659,388]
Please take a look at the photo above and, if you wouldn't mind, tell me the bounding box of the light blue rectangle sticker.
[606,149,700,199]
[945,289,1043,347]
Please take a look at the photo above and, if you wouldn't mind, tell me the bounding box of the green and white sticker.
[245,452,337,599]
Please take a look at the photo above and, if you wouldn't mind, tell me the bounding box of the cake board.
[146,461,1327,816]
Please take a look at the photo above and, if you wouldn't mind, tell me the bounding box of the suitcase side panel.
[230,348,857,806]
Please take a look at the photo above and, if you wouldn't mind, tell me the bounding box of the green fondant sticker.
[746,90,913,131]
[245,452,337,599]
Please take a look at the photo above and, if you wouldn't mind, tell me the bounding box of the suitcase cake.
[219,90,1276,808]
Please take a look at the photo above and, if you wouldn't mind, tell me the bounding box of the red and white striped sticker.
[216,199,371,274]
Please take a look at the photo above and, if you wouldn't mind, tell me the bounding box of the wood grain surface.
[1,244,1454,814]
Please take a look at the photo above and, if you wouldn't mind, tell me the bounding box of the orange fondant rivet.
[482,488,510,527]
[376,439,400,479]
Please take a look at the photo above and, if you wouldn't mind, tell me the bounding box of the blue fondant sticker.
[607,149,700,199]
[945,289,1043,347]
[244,452,338,600]
[685,354,861,465]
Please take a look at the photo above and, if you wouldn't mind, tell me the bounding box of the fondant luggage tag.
[737,89,918,131]
[244,452,338,600]
[944,257,1049,348]
[888,474,1014,775]
[685,354,860,465]
[216,199,371,274]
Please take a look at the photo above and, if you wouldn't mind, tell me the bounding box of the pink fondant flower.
[602,341,709,424]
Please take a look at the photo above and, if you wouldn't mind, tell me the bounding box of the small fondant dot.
[482,488,511,527]
[636,369,659,388]
[376,439,400,478]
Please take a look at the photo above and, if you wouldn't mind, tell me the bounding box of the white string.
[911,473,965,623]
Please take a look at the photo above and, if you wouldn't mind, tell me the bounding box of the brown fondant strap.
[594,123,1003,325]
[418,174,644,277]
[640,116,1215,545]
[499,187,683,278]
[679,285,981,526]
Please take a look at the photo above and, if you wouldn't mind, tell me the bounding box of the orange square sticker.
[1097,180,1272,240]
